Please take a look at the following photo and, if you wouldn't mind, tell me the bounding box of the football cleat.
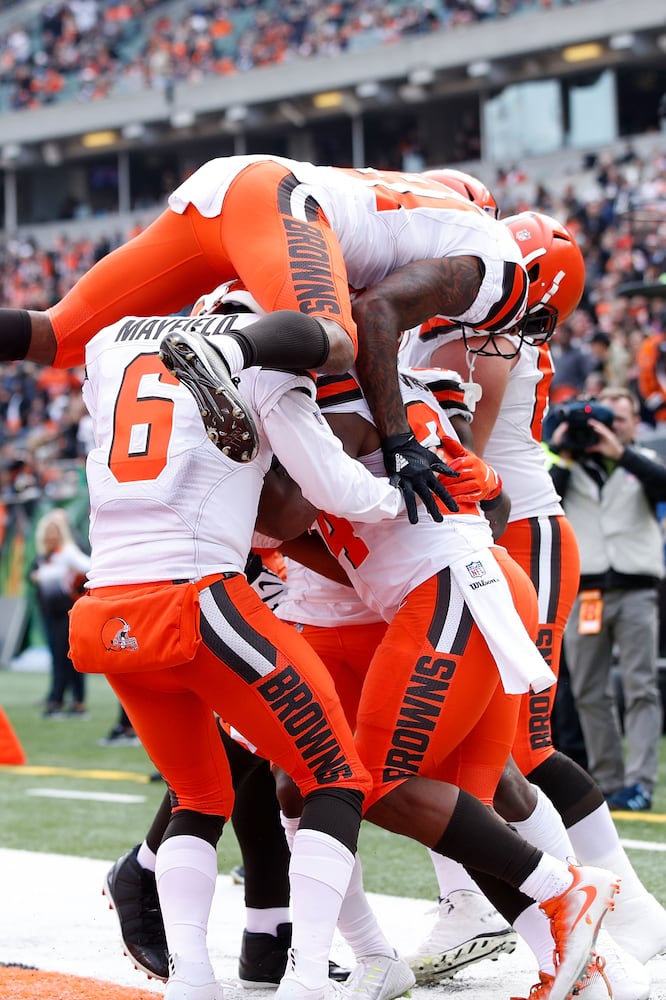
[103,844,169,981]
[239,922,349,988]
[165,954,224,1000]
[274,950,349,1000]
[603,889,666,963]
[594,930,651,1000]
[344,952,415,1000]
[159,330,259,462]
[540,864,620,1000]
[510,955,612,1000]
[239,922,291,989]
[405,890,517,984]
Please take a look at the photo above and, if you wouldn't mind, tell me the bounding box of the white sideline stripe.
[621,836,666,853]
[25,788,146,804]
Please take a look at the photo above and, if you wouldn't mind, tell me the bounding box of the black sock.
[229,311,329,370]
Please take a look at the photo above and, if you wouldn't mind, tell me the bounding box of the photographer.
[546,386,666,811]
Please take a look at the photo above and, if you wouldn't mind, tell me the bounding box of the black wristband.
[480,494,503,512]
[0,309,32,361]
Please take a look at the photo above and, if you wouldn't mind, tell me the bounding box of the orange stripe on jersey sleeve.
[417,317,456,343]
[410,368,469,416]
[476,261,528,332]
[530,345,555,441]
[316,372,363,407]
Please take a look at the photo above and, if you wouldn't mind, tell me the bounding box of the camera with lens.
[544,399,615,457]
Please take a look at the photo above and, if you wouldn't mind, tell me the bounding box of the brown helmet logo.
[102,617,139,652]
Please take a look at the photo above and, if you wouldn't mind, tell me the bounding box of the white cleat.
[344,953,414,1000]
[540,864,620,1000]
[603,890,666,964]
[593,930,651,1000]
[509,956,612,1000]
[405,890,518,984]
[275,950,350,1000]
[165,954,224,1000]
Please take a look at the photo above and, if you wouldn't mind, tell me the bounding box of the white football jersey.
[276,559,383,628]
[82,313,403,587]
[169,155,526,332]
[311,367,555,693]
[313,367,494,621]
[399,326,562,522]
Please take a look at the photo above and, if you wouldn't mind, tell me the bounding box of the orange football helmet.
[423,168,499,219]
[503,211,585,344]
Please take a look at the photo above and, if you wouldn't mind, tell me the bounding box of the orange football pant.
[48,160,356,369]
[502,514,580,774]
[103,574,371,817]
[298,548,537,810]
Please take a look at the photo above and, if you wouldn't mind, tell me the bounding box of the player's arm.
[352,257,482,440]
[351,257,482,522]
[280,532,352,586]
[263,386,405,522]
[256,462,319,541]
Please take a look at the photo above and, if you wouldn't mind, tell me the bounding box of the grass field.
[1,664,665,903]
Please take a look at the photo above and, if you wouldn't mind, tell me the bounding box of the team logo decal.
[466,560,486,579]
[102,617,139,652]
[515,227,532,242]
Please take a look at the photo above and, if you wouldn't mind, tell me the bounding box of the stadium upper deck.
[0,0,663,235]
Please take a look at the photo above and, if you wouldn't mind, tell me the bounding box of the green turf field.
[1,665,664,902]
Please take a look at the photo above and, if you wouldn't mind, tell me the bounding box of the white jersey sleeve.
[259,381,404,523]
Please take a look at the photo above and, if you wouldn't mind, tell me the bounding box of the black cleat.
[239,922,292,989]
[159,330,259,462]
[103,844,169,982]
[238,922,350,988]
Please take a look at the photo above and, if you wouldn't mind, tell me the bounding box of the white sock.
[519,855,573,904]
[568,804,645,898]
[337,854,394,960]
[245,907,291,936]
[513,786,575,862]
[282,811,391,960]
[156,834,217,972]
[513,902,556,975]
[428,850,482,897]
[289,829,354,988]
[215,335,245,376]
[280,812,299,852]
[136,839,157,872]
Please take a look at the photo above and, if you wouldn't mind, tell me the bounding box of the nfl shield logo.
[466,560,486,579]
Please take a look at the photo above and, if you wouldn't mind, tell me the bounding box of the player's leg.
[357,569,618,1000]
[158,161,357,457]
[277,620,414,1000]
[191,575,372,1000]
[107,671,232,1000]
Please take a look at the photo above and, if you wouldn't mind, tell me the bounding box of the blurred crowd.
[0,0,592,111]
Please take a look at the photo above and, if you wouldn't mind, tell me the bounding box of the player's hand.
[439,437,502,504]
[382,433,459,525]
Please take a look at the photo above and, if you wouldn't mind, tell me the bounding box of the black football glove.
[382,433,459,525]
